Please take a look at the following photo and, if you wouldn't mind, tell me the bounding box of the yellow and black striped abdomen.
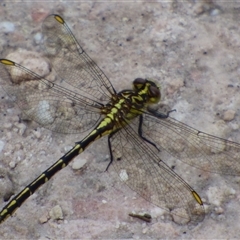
[0,115,116,223]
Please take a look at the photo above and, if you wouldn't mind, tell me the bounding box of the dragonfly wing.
[141,112,240,176]
[0,59,102,134]
[109,118,205,224]
[42,14,116,104]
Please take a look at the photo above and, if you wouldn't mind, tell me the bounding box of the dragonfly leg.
[138,115,160,151]
[106,132,115,171]
[148,108,176,118]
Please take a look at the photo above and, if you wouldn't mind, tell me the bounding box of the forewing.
[42,15,115,103]
[109,118,205,224]
[0,59,101,134]
[141,112,240,176]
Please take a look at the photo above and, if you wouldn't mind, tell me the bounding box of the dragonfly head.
[133,78,161,104]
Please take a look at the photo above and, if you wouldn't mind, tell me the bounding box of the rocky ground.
[0,1,240,239]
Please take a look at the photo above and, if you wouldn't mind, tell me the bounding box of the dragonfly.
[0,14,239,226]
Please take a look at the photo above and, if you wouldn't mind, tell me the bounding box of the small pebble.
[49,205,63,220]
[33,32,43,44]
[39,212,49,224]
[72,158,87,170]
[142,228,148,234]
[223,110,235,121]
[9,161,16,169]
[206,186,224,206]
[32,129,41,139]
[0,21,15,33]
[215,206,224,214]
[119,169,128,182]
[15,123,27,136]
[210,8,221,16]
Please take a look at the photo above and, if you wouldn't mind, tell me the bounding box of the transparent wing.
[109,118,205,224]
[42,14,116,103]
[141,111,240,176]
[0,59,102,134]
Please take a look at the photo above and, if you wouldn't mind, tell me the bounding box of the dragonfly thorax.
[100,78,161,130]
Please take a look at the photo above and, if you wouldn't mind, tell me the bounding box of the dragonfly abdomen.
[0,117,114,223]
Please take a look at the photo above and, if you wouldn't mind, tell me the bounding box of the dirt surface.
[0,1,240,239]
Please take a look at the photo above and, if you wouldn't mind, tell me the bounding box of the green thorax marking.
[99,78,161,132]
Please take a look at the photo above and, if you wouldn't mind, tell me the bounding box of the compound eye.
[149,85,160,98]
[134,78,146,84]
[133,78,146,89]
